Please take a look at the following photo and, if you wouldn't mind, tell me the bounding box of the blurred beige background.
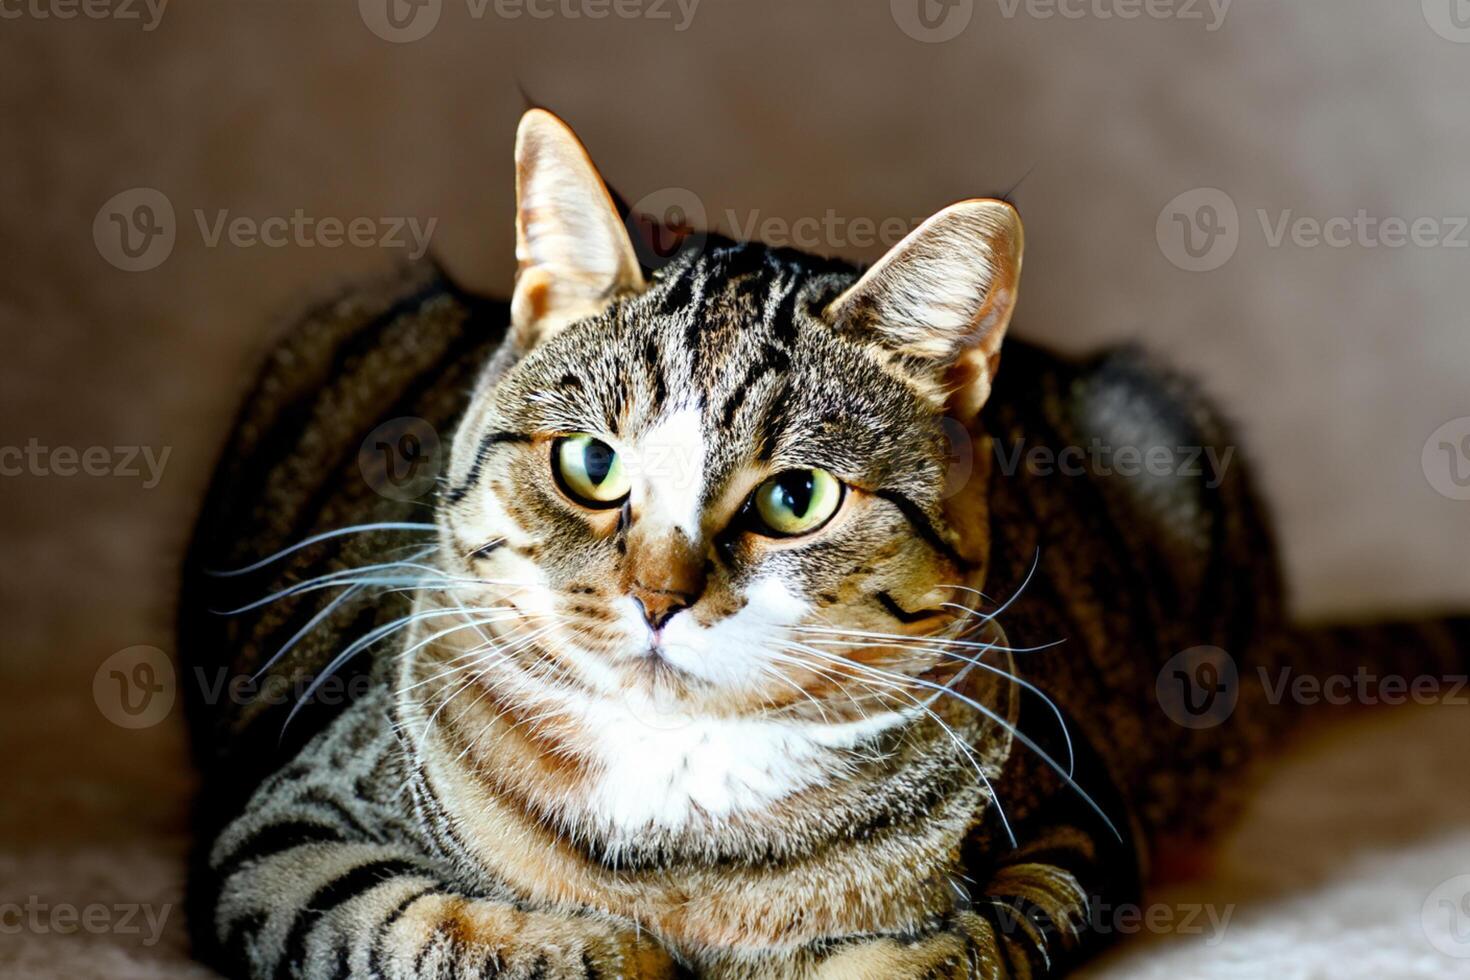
[3,0,1470,975]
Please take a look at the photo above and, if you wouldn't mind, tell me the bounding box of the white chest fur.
[572,694,905,834]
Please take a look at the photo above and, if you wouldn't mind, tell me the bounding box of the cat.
[178,108,1470,979]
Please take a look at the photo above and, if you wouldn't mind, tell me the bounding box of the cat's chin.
[604,646,703,700]
[603,647,789,722]
[622,646,693,684]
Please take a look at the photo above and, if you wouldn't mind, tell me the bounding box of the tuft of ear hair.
[511,109,646,350]
[824,200,1023,423]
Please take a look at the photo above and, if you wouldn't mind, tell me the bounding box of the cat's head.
[434,109,1021,725]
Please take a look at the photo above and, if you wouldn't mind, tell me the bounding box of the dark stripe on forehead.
[718,241,773,302]
[642,336,668,412]
[443,431,531,504]
[769,274,802,347]
[683,310,705,371]
[874,488,971,571]
[659,260,697,313]
[756,379,793,462]
[718,341,790,430]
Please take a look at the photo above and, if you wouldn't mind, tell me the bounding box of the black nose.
[632,591,692,631]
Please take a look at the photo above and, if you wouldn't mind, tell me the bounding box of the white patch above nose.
[629,405,706,539]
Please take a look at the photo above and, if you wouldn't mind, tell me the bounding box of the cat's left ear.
[824,200,1023,422]
[511,109,646,349]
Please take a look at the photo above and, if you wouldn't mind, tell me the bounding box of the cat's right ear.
[511,109,646,350]
[823,200,1023,425]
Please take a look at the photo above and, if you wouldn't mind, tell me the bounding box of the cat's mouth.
[632,645,679,671]
[626,643,698,684]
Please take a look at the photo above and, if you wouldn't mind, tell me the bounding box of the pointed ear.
[511,109,645,349]
[824,200,1023,422]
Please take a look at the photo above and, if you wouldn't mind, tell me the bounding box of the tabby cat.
[179,109,1469,979]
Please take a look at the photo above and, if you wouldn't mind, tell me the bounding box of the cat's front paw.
[379,893,679,979]
[811,913,1009,980]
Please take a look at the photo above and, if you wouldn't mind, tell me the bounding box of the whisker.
[773,639,1118,841]
[790,634,1074,777]
[282,612,524,737]
[261,580,370,675]
[205,521,438,577]
[398,617,552,697]
[936,582,998,605]
[416,622,561,753]
[254,601,524,684]
[212,566,531,616]
[790,626,1062,656]
[767,645,1017,847]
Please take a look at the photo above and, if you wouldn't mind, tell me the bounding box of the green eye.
[750,469,844,537]
[553,434,629,508]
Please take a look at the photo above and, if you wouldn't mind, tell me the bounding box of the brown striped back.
[178,261,505,819]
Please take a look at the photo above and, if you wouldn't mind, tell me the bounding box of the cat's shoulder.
[997,339,1236,449]
[987,339,1262,584]
[178,261,507,781]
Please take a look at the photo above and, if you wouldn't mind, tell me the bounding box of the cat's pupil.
[583,442,614,486]
[778,471,815,517]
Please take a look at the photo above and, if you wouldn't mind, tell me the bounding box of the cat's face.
[436,111,1022,724]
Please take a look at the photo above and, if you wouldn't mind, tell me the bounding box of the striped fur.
[179,119,1469,980]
